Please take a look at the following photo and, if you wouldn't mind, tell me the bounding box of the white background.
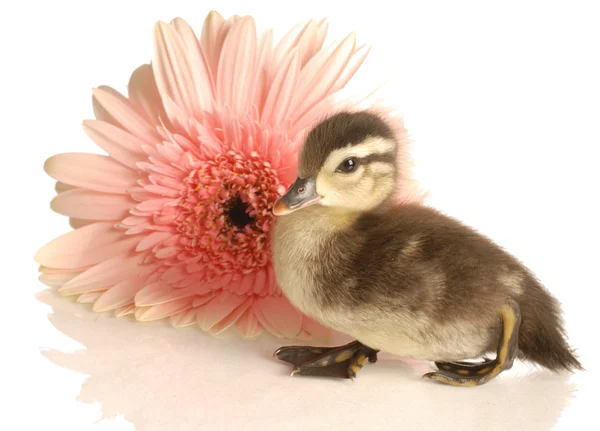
[2,0,599,430]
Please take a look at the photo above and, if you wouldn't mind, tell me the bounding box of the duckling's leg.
[274,340,379,379]
[423,299,521,386]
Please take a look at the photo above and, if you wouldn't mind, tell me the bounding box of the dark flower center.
[226,195,255,229]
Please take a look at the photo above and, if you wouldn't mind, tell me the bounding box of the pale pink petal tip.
[37,10,420,342]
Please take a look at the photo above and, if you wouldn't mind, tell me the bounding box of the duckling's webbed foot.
[274,340,379,379]
[423,299,521,387]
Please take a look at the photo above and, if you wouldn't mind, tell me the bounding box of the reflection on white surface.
[36,288,589,431]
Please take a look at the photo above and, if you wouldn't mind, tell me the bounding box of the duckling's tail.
[517,281,583,372]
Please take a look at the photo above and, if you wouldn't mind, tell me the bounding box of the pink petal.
[58,253,142,295]
[144,184,180,198]
[170,308,199,328]
[252,302,283,338]
[200,10,226,83]
[76,292,104,304]
[135,231,172,252]
[35,222,139,269]
[39,269,85,289]
[154,246,178,259]
[290,33,356,120]
[93,278,147,312]
[135,198,174,212]
[216,17,257,114]
[127,64,170,127]
[92,86,160,144]
[152,21,205,120]
[301,315,332,340]
[253,29,273,112]
[69,218,96,229]
[135,282,211,307]
[272,21,303,66]
[260,48,300,126]
[257,295,303,339]
[171,18,214,105]
[51,189,135,220]
[44,153,138,194]
[77,291,104,304]
[295,330,312,341]
[196,292,246,331]
[252,268,267,295]
[92,86,120,127]
[208,296,253,335]
[83,120,147,169]
[55,182,75,194]
[115,304,136,317]
[192,294,216,308]
[135,297,193,322]
[235,306,264,338]
[330,43,371,93]
[134,280,169,306]
[231,272,255,295]
[288,20,320,66]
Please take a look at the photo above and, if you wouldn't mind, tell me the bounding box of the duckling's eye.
[337,157,358,173]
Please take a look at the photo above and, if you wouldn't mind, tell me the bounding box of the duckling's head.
[274,111,398,216]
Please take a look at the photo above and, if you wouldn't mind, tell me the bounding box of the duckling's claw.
[274,340,378,379]
[273,345,337,367]
[424,299,521,387]
[290,361,352,379]
[434,358,495,376]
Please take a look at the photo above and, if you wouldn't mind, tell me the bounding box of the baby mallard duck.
[271,110,582,386]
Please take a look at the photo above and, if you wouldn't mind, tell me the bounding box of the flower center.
[175,151,285,276]
[225,195,255,229]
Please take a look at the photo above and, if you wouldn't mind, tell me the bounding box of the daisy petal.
[172,17,214,105]
[209,296,253,335]
[59,254,142,295]
[51,189,135,220]
[200,10,225,82]
[170,307,200,328]
[135,297,193,322]
[216,16,257,114]
[83,120,147,169]
[196,291,246,331]
[44,153,138,194]
[93,278,146,312]
[291,33,356,119]
[301,315,331,341]
[261,48,300,126]
[70,218,95,229]
[77,291,104,304]
[39,269,85,289]
[135,231,172,252]
[55,182,75,194]
[153,21,203,120]
[252,302,283,338]
[92,86,160,144]
[115,304,136,317]
[128,64,170,126]
[235,306,264,338]
[258,295,303,339]
[135,282,211,307]
[35,222,139,269]
[330,43,371,93]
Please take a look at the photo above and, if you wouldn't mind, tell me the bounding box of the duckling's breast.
[271,207,343,317]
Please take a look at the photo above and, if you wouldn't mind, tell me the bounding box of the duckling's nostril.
[297,187,306,194]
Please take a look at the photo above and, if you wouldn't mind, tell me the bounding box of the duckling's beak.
[273,177,321,216]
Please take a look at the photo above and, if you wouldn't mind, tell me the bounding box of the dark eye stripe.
[358,152,395,165]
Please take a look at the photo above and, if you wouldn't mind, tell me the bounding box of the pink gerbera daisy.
[36,11,422,340]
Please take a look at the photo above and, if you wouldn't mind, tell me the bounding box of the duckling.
[271,110,582,386]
